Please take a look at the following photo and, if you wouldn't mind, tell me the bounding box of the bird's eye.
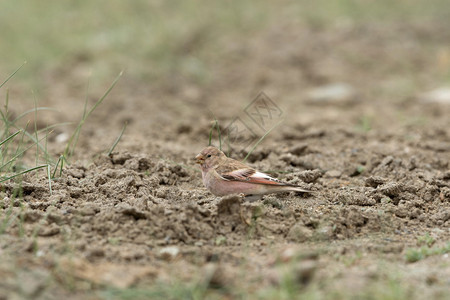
[207,154,212,158]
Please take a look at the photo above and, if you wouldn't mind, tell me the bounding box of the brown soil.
[1,18,450,299]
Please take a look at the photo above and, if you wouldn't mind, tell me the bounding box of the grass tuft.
[0,66,121,239]
[64,71,123,159]
[405,242,450,263]
[107,122,128,156]
[0,164,49,184]
[417,233,435,247]
[208,112,222,150]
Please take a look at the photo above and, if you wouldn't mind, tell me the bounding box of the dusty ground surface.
[1,8,450,300]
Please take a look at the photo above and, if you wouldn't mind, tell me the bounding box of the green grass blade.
[0,133,51,171]
[0,130,21,147]
[214,117,221,150]
[52,155,64,178]
[243,118,284,162]
[208,111,222,150]
[60,156,68,176]
[33,92,39,166]
[207,121,221,149]
[12,107,59,123]
[208,123,213,146]
[85,71,123,120]
[47,164,52,195]
[64,71,123,158]
[2,89,11,137]
[36,122,72,133]
[83,74,90,119]
[107,122,127,155]
[69,77,91,158]
[9,124,55,164]
[4,88,9,116]
[0,105,10,140]
[43,123,49,164]
[0,164,48,183]
[0,61,26,89]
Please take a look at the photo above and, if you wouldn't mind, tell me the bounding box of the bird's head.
[195,146,225,170]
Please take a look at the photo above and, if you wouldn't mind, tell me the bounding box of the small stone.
[66,168,84,179]
[202,263,230,288]
[314,225,334,241]
[116,203,147,219]
[55,133,69,144]
[294,260,317,285]
[79,203,100,216]
[279,247,297,263]
[79,207,96,216]
[24,211,43,222]
[121,248,146,260]
[325,170,342,178]
[419,87,450,104]
[435,209,450,223]
[426,274,439,285]
[110,152,133,164]
[69,187,83,199]
[85,247,105,259]
[47,212,63,224]
[289,144,308,156]
[296,169,323,183]
[409,208,421,219]
[38,225,60,237]
[365,176,387,188]
[158,246,180,261]
[306,83,356,104]
[378,182,403,197]
[395,208,408,218]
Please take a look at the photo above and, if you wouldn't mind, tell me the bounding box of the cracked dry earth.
[1,20,450,300]
[1,120,449,299]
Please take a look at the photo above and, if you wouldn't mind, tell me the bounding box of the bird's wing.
[225,169,289,185]
[220,168,288,186]
[216,157,290,186]
[220,167,255,181]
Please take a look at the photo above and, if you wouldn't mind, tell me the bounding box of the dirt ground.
[1,9,450,300]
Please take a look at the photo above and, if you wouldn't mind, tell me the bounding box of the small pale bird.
[195,146,312,197]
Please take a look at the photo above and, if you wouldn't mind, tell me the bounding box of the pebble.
[55,132,69,144]
[306,83,356,104]
[202,263,230,288]
[325,170,342,178]
[38,225,60,237]
[158,246,180,261]
[294,260,317,285]
[419,87,450,104]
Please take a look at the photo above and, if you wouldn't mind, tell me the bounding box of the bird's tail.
[286,186,312,193]
[267,184,312,194]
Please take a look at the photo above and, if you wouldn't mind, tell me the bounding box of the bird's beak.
[195,154,204,164]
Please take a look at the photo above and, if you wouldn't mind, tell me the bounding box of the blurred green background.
[2,0,449,91]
